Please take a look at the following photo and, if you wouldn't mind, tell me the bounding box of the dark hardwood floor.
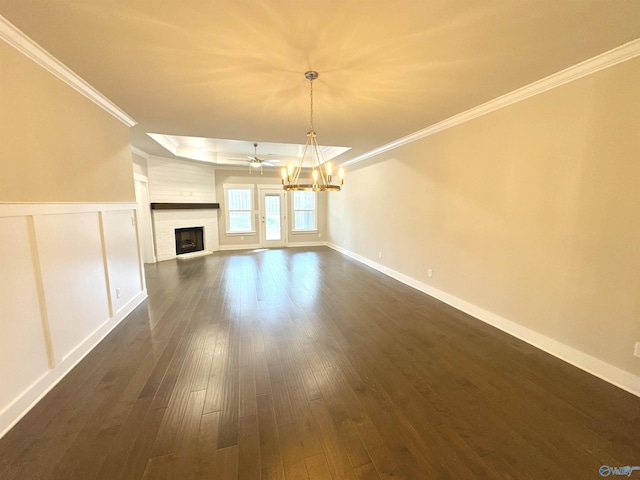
[1,247,638,479]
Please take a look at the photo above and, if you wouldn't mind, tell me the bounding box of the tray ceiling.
[1,0,639,165]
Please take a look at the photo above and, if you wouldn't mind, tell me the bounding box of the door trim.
[258,188,287,248]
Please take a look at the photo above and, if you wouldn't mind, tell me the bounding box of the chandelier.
[281,71,344,191]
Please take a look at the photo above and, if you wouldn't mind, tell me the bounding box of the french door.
[260,190,286,248]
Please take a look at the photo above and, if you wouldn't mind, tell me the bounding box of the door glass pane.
[264,195,281,241]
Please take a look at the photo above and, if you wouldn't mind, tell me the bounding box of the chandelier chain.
[309,77,314,131]
[280,70,344,191]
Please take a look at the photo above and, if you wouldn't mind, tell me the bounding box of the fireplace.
[175,227,204,255]
[152,208,218,262]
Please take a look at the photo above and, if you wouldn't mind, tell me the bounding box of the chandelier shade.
[281,71,344,192]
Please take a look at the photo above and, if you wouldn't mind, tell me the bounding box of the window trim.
[291,190,318,233]
[223,184,256,235]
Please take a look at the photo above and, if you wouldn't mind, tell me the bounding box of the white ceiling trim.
[0,15,137,127]
[130,146,151,159]
[341,37,640,168]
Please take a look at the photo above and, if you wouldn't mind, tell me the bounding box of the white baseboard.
[0,289,147,438]
[285,241,326,248]
[326,243,640,397]
[219,242,325,251]
[218,244,263,251]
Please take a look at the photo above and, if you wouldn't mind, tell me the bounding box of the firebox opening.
[175,227,204,255]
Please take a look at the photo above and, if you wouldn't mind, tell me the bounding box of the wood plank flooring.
[1,247,639,479]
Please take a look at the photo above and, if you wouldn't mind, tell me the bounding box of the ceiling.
[146,134,351,167]
[2,0,640,167]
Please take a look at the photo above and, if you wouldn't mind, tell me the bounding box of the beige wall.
[328,57,640,377]
[0,38,145,436]
[0,42,134,202]
[216,170,327,248]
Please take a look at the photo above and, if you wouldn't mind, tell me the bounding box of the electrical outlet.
[116,288,121,299]
[318,233,322,238]
[378,251,382,258]
[634,342,640,358]
[240,236,244,241]
[427,269,433,278]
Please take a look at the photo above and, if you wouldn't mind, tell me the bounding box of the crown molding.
[341,37,640,168]
[0,15,137,127]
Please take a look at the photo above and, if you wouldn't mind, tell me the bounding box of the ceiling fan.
[217,143,282,173]
[245,143,279,173]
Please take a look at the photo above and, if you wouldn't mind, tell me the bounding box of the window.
[292,191,316,231]
[224,185,254,233]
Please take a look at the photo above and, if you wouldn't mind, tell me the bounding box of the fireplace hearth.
[175,227,204,255]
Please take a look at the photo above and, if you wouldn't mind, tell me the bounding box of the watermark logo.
[600,465,640,477]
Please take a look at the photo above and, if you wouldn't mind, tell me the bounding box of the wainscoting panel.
[0,203,147,438]
[34,212,111,365]
[0,216,50,411]
[102,209,144,314]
